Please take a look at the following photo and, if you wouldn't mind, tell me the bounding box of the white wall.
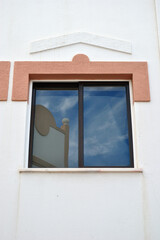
[17,173,144,240]
[0,0,160,239]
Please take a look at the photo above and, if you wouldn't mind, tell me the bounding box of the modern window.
[29,82,134,168]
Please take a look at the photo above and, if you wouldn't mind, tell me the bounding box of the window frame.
[28,81,134,168]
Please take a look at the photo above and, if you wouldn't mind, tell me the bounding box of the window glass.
[31,86,78,168]
[83,86,130,167]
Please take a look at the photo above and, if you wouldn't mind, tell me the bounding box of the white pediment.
[30,32,132,54]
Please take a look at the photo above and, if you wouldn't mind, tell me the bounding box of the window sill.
[19,168,143,173]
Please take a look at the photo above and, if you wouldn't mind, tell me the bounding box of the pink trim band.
[12,54,150,102]
[0,62,11,101]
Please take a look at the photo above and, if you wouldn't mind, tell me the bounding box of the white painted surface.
[154,0,160,53]
[16,173,144,240]
[0,0,160,240]
[30,32,132,54]
[19,168,143,173]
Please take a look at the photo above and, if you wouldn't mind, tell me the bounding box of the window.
[29,82,134,168]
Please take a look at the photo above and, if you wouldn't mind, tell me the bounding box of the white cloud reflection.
[83,95,130,165]
[58,97,78,114]
[36,96,78,115]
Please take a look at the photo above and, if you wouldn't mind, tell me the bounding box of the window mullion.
[78,83,84,167]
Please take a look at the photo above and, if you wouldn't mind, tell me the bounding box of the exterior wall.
[0,0,160,239]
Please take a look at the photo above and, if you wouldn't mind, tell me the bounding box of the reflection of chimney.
[61,118,69,167]
[62,118,69,126]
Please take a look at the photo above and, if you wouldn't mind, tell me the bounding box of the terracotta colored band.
[0,62,11,101]
[12,54,150,102]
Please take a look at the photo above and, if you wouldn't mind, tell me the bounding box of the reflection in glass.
[83,86,130,166]
[32,89,78,168]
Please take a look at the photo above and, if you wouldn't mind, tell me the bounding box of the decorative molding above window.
[0,62,10,101]
[30,32,132,54]
[12,54,150,102]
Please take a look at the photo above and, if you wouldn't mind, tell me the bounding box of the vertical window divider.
[78,83,84,167]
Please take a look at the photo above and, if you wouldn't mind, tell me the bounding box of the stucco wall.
[0,0,160,239]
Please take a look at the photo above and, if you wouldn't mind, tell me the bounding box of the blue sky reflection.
[83,86,130,166]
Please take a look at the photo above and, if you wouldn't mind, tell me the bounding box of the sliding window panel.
[83,84,133,167]
[30,84,78,168]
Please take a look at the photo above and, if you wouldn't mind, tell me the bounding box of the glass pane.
[83,86,131,167]
[32,88,78,168]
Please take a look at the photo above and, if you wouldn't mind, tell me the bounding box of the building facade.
[1,0,160,239]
